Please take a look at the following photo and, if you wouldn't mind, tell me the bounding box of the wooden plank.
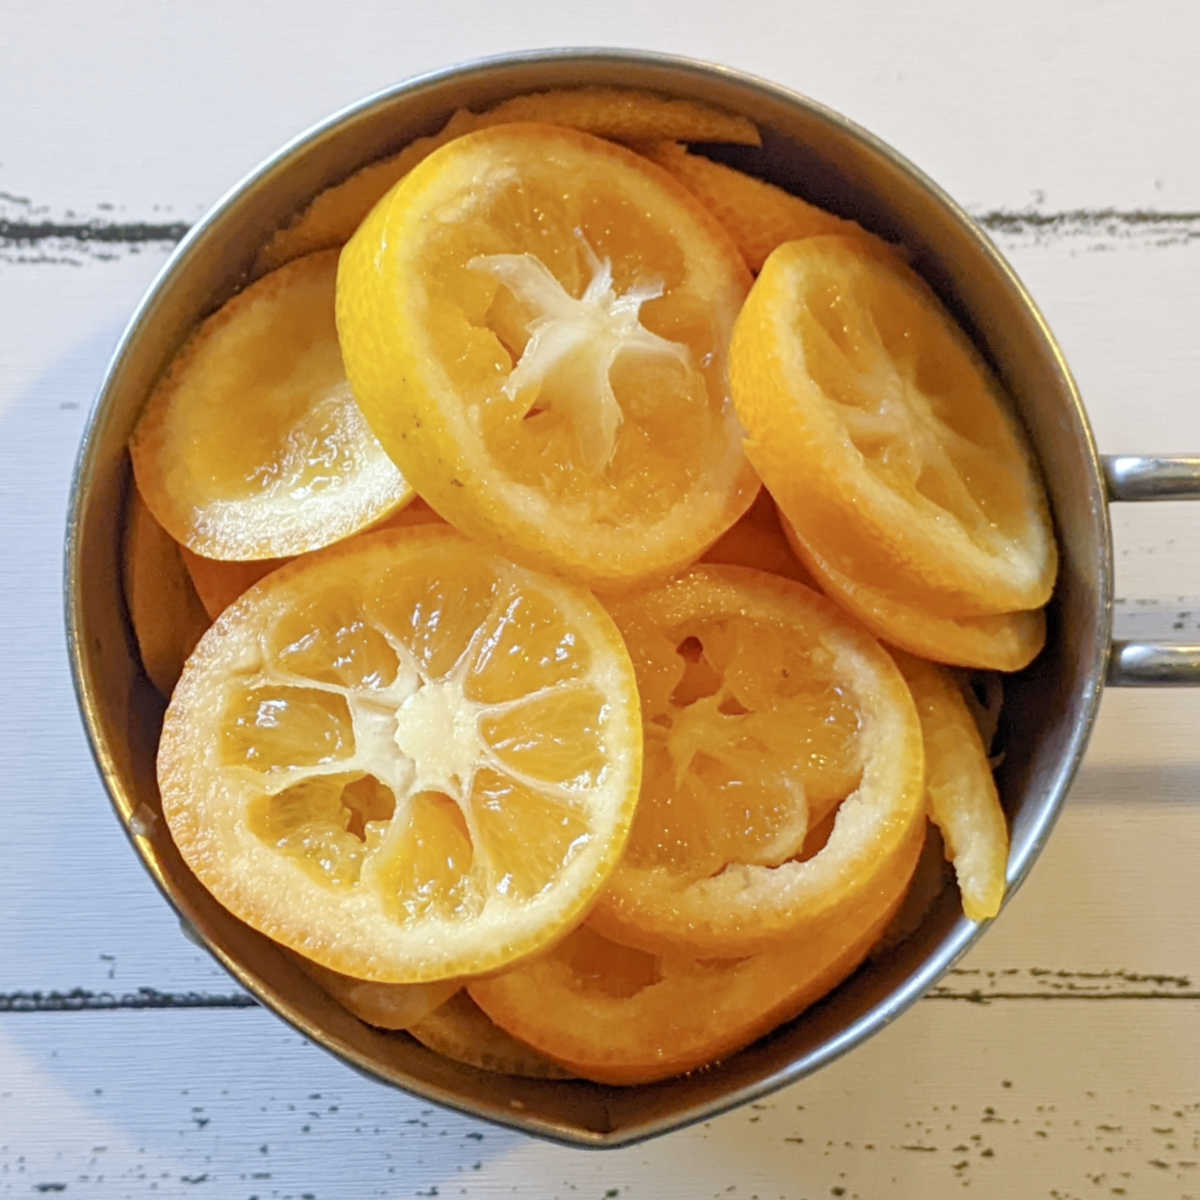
[1,1,1198,218]
[1,1002,1197,1198]
[6,196,1199,269]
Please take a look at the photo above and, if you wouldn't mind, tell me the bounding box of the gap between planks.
[2,199,1199,266]
[4,966,1198,1014]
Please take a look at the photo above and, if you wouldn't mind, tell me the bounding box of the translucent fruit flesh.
[335,122,758,587]
[471,815,920,1086]
[589,565,925,957]
[130,250,412,562]
[158,528,642,982]
[730,237,1057,617]
[780,513,1046,672]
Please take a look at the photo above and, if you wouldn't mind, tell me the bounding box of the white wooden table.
[3,2,1198,1195]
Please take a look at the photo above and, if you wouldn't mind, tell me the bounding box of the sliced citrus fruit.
[780,513,1046,671]
[481,87,759,146]
[180,499,445,619]
[893,650,1008,921]
[701,491,814,585]
[180,548,288,622]
[587,565,925,957]
[407,991,572,1078]
[730,237,1057,616]
[636,142,897,272]
[292,952,460,1029]
[336,122,757,588]
[471,831,917,1086]
[130,250,413,561]
[158,527,642,982]
[122,483,210,697]
[256,110,484,273]
[257,91,758,273]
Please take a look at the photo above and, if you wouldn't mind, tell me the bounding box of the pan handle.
[1103,455,1200,687]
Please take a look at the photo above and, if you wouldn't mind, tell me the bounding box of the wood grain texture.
[1,1,1198,216]
[1,0,1198,1190]
[1,1005,1198,1198]
[8,199,1200,266]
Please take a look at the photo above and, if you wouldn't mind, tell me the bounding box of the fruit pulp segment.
[790,256,1034,552]
[134,250,409,563]
[408,140,734,518]
[620,611,863,877]
[176,278,358,508]
[215,557,605,918]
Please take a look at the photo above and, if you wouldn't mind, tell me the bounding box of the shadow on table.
[0,317,220,1007]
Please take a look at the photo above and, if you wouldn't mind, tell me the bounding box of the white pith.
[469,238,692,472]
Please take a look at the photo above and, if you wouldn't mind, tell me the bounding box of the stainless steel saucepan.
[64,48,1200,1147]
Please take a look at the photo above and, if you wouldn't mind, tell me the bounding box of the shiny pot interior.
[65,49,1110,1146]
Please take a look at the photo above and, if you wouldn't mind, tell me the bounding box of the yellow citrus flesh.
[471,829,918,1086]
[130,250,413,561]
[121,484,210,697]
[730,237,1057,616]
[637,142,898,273]
[158,527,642,982]
[407,991,572,1078]
[257,92,758,274]
[780,514,1046,672]
[893,651,1009,921]
[588,565,925,957]
[292,952,460,1030]
[336,123,758,588]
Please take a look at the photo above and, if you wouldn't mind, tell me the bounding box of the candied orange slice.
[780,513,1046,671]
[894,651,1009,921]
[587,565,925,957]
[701,491,815,585]
[256,111,484,272]
[158,527,642,982]
[121,484,210,697]
[292,953,459,1029]
[482,87,758,145]
[130,250,413,561]
[179,549,287,622]
[730,237,1057,616]
[636,142,895,272]
[471,829,918,1086]
[407,991,571,1078]
[336,123,757,588]
[180,499,445,619]
[257,92,758,272]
